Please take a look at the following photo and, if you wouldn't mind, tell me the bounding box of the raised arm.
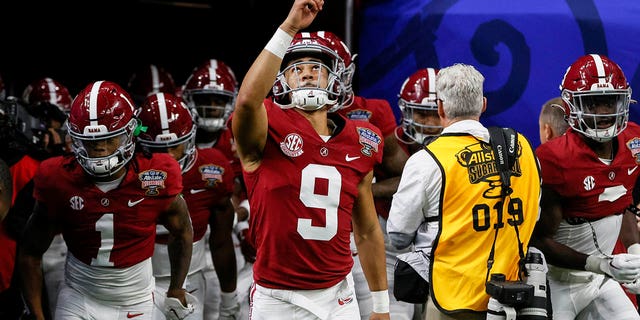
[232,0,324,172]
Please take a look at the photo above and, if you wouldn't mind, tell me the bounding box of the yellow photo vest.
[428,133,541,313]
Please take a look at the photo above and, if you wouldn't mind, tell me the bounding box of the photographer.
[21,77,73,156]
[0,96,45,319]
[387,63,542,319]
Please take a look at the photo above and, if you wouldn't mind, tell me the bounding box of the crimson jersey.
[336,96,397,137]
[216,127,241,178]
[246,100,383,289]
[181,148,234,241]
[34,153,182,268]
[9,155,40,205]
[1,155,40,291]
[220,112,247,202]
[337,96,398,219]
[536,123,640,220]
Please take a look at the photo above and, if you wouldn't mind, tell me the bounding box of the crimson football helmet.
[127,64,177,106]
[398,68,442,144]
[182,59,237,133]
[314,31,356,110]
[272,32,344,111]
[67,81,138,177]
[196,58,238,84]
[136,92,197,173]
[560,54,631,142]
[22,77,73,116]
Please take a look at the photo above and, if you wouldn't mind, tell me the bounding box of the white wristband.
[234,220,249,235]
[370,290,390,314]
[232,211,238,228]
[585,255,607,274]
[265,28,293,59]
[629,243,640,255]
[220,290,238,307]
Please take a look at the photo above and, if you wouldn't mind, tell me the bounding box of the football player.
[136,92,240,320]
[18,81,194,320]
[232,0,390,319]
[532,54,640,319]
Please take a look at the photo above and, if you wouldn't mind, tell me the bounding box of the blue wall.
[358,0,640,149]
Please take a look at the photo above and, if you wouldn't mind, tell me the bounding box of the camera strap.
[485,127,527,282]
[488,126,517,197]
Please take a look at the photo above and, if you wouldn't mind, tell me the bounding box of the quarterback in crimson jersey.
[18,81,193,320]
[245,100,383,288]
[232,1,390,318]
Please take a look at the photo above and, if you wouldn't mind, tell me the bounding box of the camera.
[486,251,548,320]
[0,96,69,156]
[0,96,36,143]
[486,273,533,306]
[518,252,548,319]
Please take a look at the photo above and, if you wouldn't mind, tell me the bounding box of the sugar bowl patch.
[357,127,381,157]
[139,170,167,196]
[627,137,640,164]
[199,165,224,187]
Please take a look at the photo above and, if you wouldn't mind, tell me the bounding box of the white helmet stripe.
[427,68,437,100]
[157,93,170,134]
[45,77,58,105]
[590,54,606,84]
[209,59,218,70]
[89,81,104,126]
[151,64,160,91]
[208,67,216,86]
[301,32,311,38]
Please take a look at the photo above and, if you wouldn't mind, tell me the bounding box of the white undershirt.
[94,174,125,193]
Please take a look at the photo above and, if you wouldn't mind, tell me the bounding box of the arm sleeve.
[387,150,436,249]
